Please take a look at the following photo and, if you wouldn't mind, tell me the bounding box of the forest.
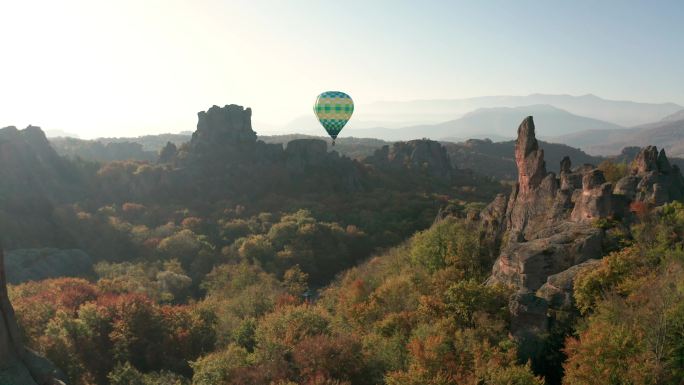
[1,107,684,385]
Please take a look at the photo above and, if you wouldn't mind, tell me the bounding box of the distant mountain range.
[662,109,684,122]
[551,110,684,157]
[278,94,681,142]
[343,105,625,142]
[359,93,682,127]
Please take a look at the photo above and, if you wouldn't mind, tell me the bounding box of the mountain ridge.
[361,93,682,127]
[551,114,684,157]
[344,104,624,141]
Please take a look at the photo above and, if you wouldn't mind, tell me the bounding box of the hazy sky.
[1,0,683,138]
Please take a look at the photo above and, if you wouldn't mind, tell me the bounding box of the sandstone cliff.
[484,116,684,343]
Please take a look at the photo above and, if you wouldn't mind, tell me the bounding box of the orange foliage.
[629,200,650,218]
[181,216,203,229]
[275,293,300,308]
[142,237,161,249]
[122,202,145,214]
[11,278,216,385]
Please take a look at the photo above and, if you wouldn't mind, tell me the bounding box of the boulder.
[490,223,602,292]
[570,170,614,222]
[536,259,601,309]
[613,175,640,200]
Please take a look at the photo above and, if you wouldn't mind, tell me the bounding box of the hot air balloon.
[313,91,353,146]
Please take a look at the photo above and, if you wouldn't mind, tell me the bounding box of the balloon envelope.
[313,91,354,140]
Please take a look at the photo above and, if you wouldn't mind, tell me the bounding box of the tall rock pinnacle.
[515,117,547,196]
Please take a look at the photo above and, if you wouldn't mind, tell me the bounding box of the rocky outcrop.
[0,126,79,201]
[285,139,328,169]
[570,170,616,221]
[515,117,547,197]
[284,139,364,191]
[0,246,67,385]
[491,223,602,292]
[0,126,91,249]
[536,259,601,309]
[485,116,684,342]
[613,146,684,205]
[158,142,178,164]
[367,139,453,178]
[191,104,256,149]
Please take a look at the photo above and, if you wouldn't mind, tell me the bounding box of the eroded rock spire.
[515,116,547,196]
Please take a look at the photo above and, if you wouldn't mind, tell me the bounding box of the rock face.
[285,139,328,168]
[536,259,601,309]
[158,141,178,164]
[0,246,67,385]
[515,117,547,197]
[485,116,684,340]
[570,170,615,221]
[191,104,256,149]
[619,146,684,204]
[367,139,453,178]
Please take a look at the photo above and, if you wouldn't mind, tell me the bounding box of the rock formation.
[158,141,178,164]
[484,116,684,343]
[191,104,257,149]
[0,245,66,385]
[0,126,90,249]
[367,139,453,178]
[443,136,604,181]
[163,104,365,199]
[626,146,683,204]
[285,139,329,170]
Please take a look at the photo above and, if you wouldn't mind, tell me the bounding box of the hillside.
[662,108,684,122]
[553,115,684,157]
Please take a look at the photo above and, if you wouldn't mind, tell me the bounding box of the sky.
[1,0,683,138]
